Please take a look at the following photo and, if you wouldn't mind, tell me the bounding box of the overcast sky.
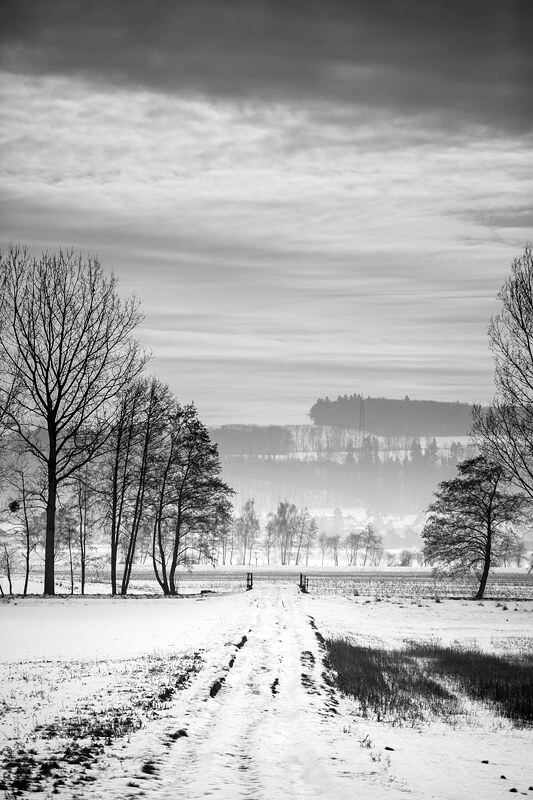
[1,0,532,425]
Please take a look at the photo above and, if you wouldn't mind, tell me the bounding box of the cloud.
[1,0,532,134]
[0,33,531,424]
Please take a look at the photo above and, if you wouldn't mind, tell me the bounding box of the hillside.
[209,423,472,518]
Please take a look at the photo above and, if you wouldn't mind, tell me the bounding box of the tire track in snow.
[77,586,411,800]
[149,585,386,800]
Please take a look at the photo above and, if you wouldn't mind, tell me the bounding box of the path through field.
[87,584,407,799]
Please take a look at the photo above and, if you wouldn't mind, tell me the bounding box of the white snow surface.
[1,585,532,799]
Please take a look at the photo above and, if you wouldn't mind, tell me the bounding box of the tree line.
[0,246,233,596]
[215,499,393,568]
[309,394,472,437]
[222,437,470,516]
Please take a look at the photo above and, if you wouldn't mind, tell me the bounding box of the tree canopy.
[422,456,527,599]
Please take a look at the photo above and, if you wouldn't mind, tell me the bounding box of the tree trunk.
[22,476,31,596]
[44,446,57,595]
[168,504,184,595]
[3,547,13,594]
[109,442,122,596]
[152,499,170,595]
[79,497,86,596]
[68,532,74,594]
[475,524,492,600]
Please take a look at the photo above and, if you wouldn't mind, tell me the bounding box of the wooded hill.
[309,394,473,437]
[209,424,473,516]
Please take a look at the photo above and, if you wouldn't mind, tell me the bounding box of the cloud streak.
[0,3,531,423]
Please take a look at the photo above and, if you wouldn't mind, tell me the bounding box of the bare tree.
[150,403,233,595]
[344,530,362,566]
[70,464,101,594]
[422,456,528,599]
[5,462,43,595]
[361,523,375,566]
[270,501,298,565]
[103,379,146,594]
[235,499,260,565]
[294,508,311,566]
[304,517,318,566]
[120,379,168,594]
[0,544,17,595]
[263,514,276,565]
[102,378,169,595]
[473,246,533,500]
[0,246,147,594]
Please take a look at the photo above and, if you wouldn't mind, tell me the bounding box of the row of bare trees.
[317,523,384,567]
[0,246,232,595]
[218,500,319,567]
[215,499,391,568]
[216,500,319,566]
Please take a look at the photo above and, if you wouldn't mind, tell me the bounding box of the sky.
[1,0,532,425]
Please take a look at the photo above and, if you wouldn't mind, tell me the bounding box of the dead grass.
[325,638,533,727]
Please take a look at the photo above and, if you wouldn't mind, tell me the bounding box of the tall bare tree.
[473,246,533,500]
[101,377,170,595]
[0,246,147,594]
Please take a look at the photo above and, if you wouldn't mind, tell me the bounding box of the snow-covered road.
[151,586,362,800]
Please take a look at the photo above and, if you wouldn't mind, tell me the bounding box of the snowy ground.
[1,585,532,799]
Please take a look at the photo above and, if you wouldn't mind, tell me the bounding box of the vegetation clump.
[406,641,533,726]
[326,638,533,726]
[325,638,459,724]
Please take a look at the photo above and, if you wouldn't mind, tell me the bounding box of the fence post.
[299,572,303,590]
[246,572,253,591]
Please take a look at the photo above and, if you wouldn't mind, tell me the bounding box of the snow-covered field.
[1,584,532,799]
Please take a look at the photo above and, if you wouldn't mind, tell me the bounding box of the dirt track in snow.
[82,585,403,800]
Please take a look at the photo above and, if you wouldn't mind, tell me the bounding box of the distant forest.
[217,441,473,518]
[309,394,473,437]
[209,425,474,518]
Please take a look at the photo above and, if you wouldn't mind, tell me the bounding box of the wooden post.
[246,572,253,591]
